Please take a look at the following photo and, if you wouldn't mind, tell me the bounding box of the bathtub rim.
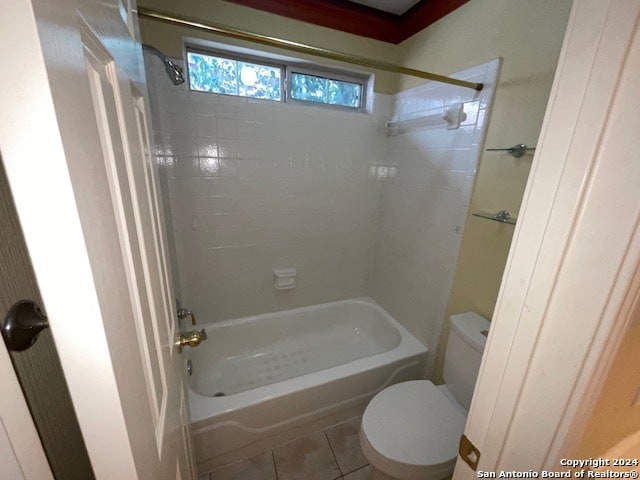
[186,297,427,423]
[191,296,398,331]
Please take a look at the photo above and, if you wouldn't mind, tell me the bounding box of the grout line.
[324,430,343,476]
[271,449,279,480]
[346,464,370,478]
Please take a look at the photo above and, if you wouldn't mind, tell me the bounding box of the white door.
[0,0,196,479]
[456,0,640,476]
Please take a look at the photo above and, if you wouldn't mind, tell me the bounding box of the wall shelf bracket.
[485,143,535,158]
[472,210,517,225]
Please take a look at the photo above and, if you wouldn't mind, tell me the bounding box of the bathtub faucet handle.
[175,328,207,354]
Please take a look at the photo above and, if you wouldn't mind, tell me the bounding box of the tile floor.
[199,416,374,480]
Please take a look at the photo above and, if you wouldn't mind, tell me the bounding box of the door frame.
[456,0,640,475]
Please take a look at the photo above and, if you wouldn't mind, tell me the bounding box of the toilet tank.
[442,312,490,410]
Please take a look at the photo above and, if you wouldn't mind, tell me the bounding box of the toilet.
[359,312,490,480]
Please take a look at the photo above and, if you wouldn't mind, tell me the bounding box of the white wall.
[146,55,391,322]
[371,60,500,373]
[398,0,573,323]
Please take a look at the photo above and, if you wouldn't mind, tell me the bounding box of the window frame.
[185,44,368,112]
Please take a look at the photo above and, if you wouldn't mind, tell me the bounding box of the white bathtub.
[186,297,428,471]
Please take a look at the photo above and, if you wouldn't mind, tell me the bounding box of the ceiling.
[347,0,422,15]
[224,0,470,44]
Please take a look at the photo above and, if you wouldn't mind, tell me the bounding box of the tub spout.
[175,328,207,353]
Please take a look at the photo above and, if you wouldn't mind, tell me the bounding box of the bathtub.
[186,297,428,471]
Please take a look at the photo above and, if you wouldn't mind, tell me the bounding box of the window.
[289,70,363,109]
[187,50,283,101]
[186,47,367,111]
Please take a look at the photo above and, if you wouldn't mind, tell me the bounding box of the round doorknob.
[2,300,49,351]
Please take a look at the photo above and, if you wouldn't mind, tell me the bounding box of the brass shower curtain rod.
[137,7,484,91]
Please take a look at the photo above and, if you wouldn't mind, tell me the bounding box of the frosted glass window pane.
[237,61,281,100]
[290,73,328,104]
[328,79,361,108]
[290,72,362,109]
[188,52,238,95]
[187,51,282,101]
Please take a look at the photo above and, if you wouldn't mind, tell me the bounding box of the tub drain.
[214,392,226,397]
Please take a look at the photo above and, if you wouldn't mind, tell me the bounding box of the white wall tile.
[147,56,498,376]
[195,117,217,138]
[148,61,391,321]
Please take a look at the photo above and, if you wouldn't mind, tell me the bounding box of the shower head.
[142,43,185,85]
[163,58,185,86]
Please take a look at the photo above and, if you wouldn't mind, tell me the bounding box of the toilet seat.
[360,380,467,480]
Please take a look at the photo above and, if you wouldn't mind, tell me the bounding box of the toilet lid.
[362,380,467,468]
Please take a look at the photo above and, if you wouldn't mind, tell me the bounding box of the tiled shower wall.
[146,55,498,373]
[146,56,391,321]
[371,60,500,373]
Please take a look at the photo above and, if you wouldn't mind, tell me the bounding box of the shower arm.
[137,7,483,92]
[142,43,167,61]
[142,43,185,85]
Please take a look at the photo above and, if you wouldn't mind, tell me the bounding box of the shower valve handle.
[176,299,196,325]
